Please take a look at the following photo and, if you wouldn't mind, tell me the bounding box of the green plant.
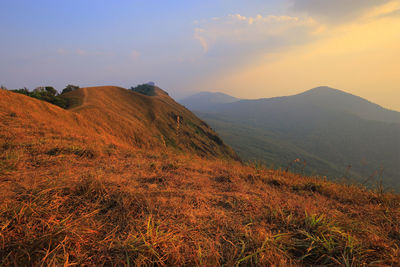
[122,216,178,265]
[11,86,70,109]
[236,233,288,266]
[289,213,361,266]
[61,84,79,94]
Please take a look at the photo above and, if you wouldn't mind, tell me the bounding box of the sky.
[1,0,400,111]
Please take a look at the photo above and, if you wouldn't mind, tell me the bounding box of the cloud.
[129,50,141,60]
[192,2,400,60]
[194,28,208,52]
[362,0,400,19]
[289,0,397,22]
[76,48,87,56]
[56,48,111,57]
[56,48,87,56]
[194,13,322,58]
[56,48,68,55]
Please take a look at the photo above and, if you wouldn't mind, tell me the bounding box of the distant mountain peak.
[180,91,240,111]
[290,86,400,123]
[299,86,349,96]
[188,91,238,98]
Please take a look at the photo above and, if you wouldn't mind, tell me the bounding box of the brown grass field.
[0,87,399,266]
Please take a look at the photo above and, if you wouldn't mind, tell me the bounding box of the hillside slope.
[182,87,400,190]
[61,86,238,159]
[1,87,399,266]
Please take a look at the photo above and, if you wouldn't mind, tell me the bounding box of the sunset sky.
[1,0,400,110]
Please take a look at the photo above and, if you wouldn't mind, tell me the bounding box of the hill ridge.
[2,86,238,160]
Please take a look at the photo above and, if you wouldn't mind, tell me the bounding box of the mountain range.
[181,86,400,190]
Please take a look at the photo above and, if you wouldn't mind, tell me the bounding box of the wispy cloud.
[289,0,398,22]
[76,48,87,56]
[56,48,68,55]
[194,28,209,52]
[194,13,321,58]
[129,50,141,60]
[361,0,400,19]
[56,48,109,57]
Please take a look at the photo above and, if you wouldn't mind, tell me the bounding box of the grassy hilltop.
[0,86,399,266]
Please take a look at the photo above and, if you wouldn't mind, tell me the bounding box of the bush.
[61,84,79,94]
[45,86,57,96]
[130,83,164,96]
[11,87,29,95]
[10,86,70,109]
[33,86,57,96]
[130,84,155,92]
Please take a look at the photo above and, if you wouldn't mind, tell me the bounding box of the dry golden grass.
[1,87,399,266]
[62,86,237,158]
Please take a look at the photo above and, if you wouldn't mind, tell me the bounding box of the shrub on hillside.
[130,84,155,92]
[61,84,79,94]
[33,86,57,96]
[10,86,70,109]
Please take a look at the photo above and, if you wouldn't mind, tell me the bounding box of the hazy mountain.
[180,91,240,111]
[295,86,400,124]
[183,87,400,190]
